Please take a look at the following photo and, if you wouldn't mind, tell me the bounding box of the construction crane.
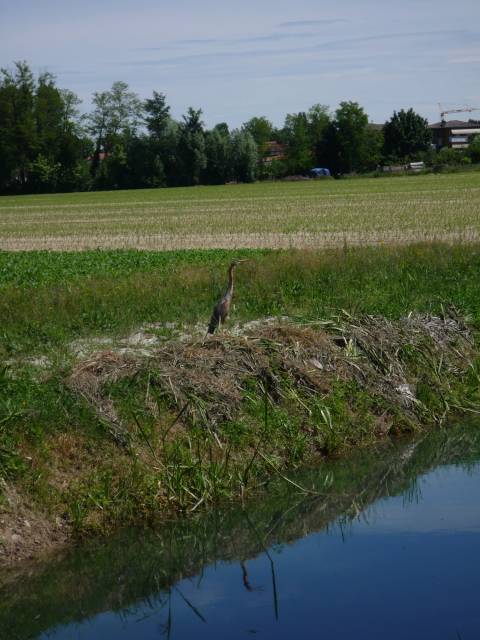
[438,104,480,124]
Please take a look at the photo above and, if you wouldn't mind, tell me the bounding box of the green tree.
[87,82,143,187]
[242,116,275,156]
[307,104,331,164]
[124,135,166,189]
[434,147,469,167]
[258,158,287,180]
[213,122,229,138]
[177,107,206,185]
[144,91,170,140]
[0,61,36,190]
[87,90,109,169]
[143,91,181,186]
[60,89,83,135]
[70,159,92,191]
[0,62,85,194]
[35,72,64,160]
[331,101,369,173]
[56,88,88,188]
[34,72,86,192]
[88,81,142,162]
[204,123,231,184]
[283,111,313,174]
[468,134,480,164]
[158,118,181,186]
[28,154,60,192]
[383,108,432,161]
[362,127,384,171]
[107,81,142,139]
[231,130,257,182]
[105,143,129,189]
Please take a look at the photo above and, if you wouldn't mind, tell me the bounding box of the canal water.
[2,422,480,639]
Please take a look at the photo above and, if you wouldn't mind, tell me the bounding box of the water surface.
[2,423,480,639]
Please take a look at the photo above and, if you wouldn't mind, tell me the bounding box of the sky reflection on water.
[36,459,480,639]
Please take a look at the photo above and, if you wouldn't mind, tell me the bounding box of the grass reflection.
[1,420,479,639]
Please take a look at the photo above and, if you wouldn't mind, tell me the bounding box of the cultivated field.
[0,172,479,251]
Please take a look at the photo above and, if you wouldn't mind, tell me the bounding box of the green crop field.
[0,172,479,251]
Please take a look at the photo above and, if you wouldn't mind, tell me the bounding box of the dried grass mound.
[340,311,473,410]
[149,335,278,426]
[67,311,475,439]
[67,351,140,444]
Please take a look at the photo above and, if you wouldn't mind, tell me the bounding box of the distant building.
[86,151,109,162]
[430,120,480,149]
[261,141,287,164]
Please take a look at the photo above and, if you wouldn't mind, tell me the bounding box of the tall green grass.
[1,244,480,355]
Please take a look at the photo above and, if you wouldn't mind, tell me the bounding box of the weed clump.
[67,310,476,441]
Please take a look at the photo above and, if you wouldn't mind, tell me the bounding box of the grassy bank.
[2,243,480,356]
[1,244,480,563]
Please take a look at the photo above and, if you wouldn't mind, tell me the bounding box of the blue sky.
[1,0,479,127]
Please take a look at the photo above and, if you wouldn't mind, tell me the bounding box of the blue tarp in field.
[310,167,331,177]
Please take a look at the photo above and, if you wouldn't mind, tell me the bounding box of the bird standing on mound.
[207,259,248,335]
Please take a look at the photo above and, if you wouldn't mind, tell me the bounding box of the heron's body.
[207,261,244,334]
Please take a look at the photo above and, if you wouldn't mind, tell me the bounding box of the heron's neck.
[226,266,235,296]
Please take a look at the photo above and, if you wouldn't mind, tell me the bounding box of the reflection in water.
[1,422,480,639]
[242,508,279,621]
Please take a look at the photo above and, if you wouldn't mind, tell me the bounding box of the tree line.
[0,60,477,195]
